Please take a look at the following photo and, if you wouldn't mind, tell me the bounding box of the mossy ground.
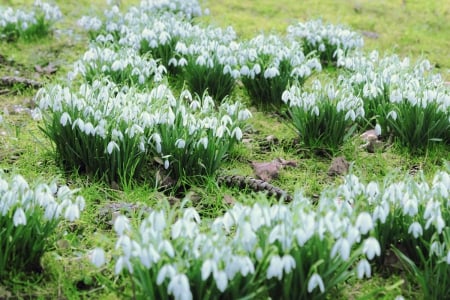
[0,0,449,299]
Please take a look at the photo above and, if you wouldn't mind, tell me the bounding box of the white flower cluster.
[0,1,61,37]
[0,171,85,225]
[91,165,450,298]
[282,79,365,121]
[138,0,204,19]
[287,19,364,56]
[35,80,250,174]
[78,0,203,42]
[338,50,449,108]
[70,45,167,86]
[176,25,241,77]
[238,34,322,80]
[323,170,450,264]
[33,0,62,21]
[96,190,378,299]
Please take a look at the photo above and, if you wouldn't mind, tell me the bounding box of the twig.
[1,76,42,88]
[218,175,293,201]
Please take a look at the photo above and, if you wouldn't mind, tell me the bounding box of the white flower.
[107,141,120,154]
[157,264,176,285]
[90,248,106,268]
[60,112,72,126]
[372,204,388,224]
[114,215,130,236]
[231,127,243,140]
[446,251,450,264]
[13,207,27,226]
[115,255,133,274]
[307,273,325,293]
[331,237,351,261]
[214,270,228,292]
[407,222,423,238]
[363,237,381,260]
[387,110,397,121]
[281,254,296,274]
[175,139,185,149]
[356,259,371,279]
[164,159,170,170]
[374,124,382,136]
[64,203,80,222]
[201,259,217,280]
[197,137,208,149]
[167,273,192,300]
[266,254,296,280]
[402,197,418,216]
[266,255,283,280]
[355,212,373,235]
[264,66,279,78]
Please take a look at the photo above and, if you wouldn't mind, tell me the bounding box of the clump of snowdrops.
[238,34,321,109]
[70,44,166,88]
[34,80,250,186]
[338,51,450,150]
[0,170,85,278]
[91,192,380,300]
[282,79,363,152]
[0,0,61,41]
[287,19,364,66]
[323,169,450,299]
[179,26,240,102]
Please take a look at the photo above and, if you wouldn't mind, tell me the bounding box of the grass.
[0,0,449,299]
[200,0,450,80]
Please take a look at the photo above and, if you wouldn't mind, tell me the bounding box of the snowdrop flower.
[106,141,120,154]
[355,212,373,235]
[266,254,296,280]
[446,251,450,265]
[307,273,325,293]
[387,110,397,121]
[331,237,351,261]
[157,264,177,285]
[357,259,371,279]
[266,255,284,280]
[374,124,382,136]
[231,127,243,140]
[264,66,279,78]
[64,203,80,222]
[201,259,218,280]
[175,139,186,149]
[372,203,388,224]
[214,270,228,292]
[13,207,27,226]
[115,255,133,274]
[167,273,192,300]
[408,222,423,239]
[60,112,72,126]
[365,181,379,202]
[90,248,106,267]
[114,215,130,236]
[402,196,418,216]
[363,237,381,260]
[197,137,208,149]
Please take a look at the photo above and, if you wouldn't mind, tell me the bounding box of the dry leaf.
[35,63,58,75]
[223,194,235,205]
[327,156,349,176]
[251,158,297,182]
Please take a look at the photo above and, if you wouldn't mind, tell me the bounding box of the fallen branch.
[218,175,293,201]
[1,76,42,88]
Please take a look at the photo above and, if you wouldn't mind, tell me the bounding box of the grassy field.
[0,0,449,299]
